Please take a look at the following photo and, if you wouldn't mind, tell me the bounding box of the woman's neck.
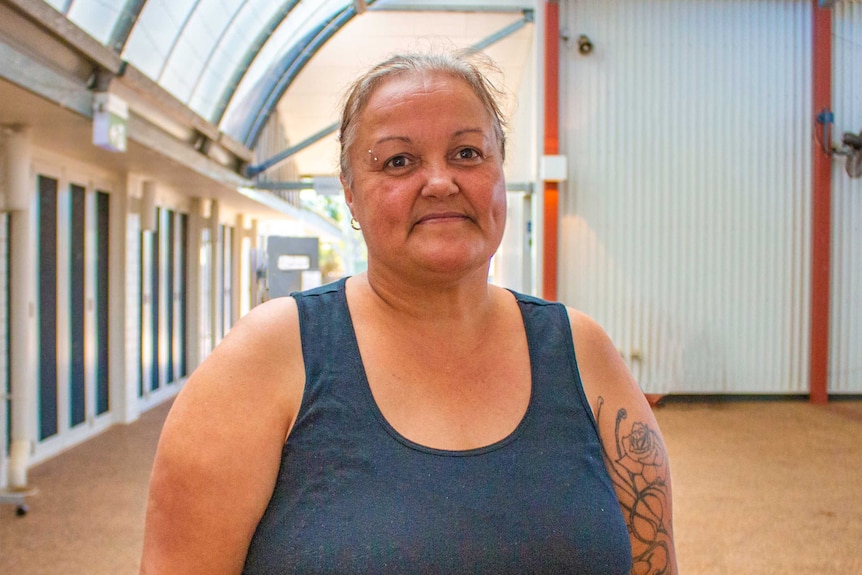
[350,264,499,327]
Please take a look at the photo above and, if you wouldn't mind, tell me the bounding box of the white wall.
[558,0,813,394]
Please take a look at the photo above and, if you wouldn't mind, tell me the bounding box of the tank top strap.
[511,291,601,438]
[291,277,368,423]
[292,277,357,377]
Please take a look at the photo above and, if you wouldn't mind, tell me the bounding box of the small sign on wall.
[93,93,128,153]
[277,254,311,271]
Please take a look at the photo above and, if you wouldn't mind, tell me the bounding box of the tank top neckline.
[338,279,536,458]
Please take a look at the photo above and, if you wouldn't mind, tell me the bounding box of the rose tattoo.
[597,398,672,575]
[619,422,665,488]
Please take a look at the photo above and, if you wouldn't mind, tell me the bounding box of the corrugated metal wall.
[831,2,862,394]
[558,0,812,394]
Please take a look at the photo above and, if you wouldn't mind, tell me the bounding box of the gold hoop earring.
[350,217,361,231]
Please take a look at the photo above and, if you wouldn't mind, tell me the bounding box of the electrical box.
[266,236,321,298]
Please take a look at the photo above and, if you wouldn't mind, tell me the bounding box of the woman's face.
[343,71,507,282]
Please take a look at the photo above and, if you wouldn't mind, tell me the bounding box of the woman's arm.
[140,297,305,574]
[570,308,678,575]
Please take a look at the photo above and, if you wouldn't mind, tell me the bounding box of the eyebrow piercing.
[368,149,377,162]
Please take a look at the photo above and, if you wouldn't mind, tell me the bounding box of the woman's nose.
[420,162,459,198]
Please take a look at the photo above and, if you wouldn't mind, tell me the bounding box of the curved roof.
[44,0,535,170]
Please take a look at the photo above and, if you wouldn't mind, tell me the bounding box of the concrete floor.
[1,398,861,574]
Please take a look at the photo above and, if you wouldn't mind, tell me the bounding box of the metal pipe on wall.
[543,0,560,302]
[810,2,832,404]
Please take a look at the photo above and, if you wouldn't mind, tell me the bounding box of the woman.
[141,51,677,574]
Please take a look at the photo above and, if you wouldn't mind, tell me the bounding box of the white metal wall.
[558,0,812,394]
[831,3,862,394]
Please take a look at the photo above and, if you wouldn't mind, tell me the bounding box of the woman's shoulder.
[140,296,306,573]
[177,295,305,428]
[561,306,640,408]
[565,306,609,349]
[220,296,304,391]
[231,295,301,342]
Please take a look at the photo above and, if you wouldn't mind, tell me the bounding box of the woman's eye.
[386,155,410,168]
[457,148,481,160]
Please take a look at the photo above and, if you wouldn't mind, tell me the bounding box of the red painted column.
[810,3,832,404]
[543,1,560,301]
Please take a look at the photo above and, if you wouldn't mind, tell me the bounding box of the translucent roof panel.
[44,0,70,14]
[219,0,358,145]
[50,0,126,45]
[157,0,248,104]
[120,0,356,132]
[39,0,532,154]
[187,0,303,122]
[122,0,200,81]
[40,0,376,138]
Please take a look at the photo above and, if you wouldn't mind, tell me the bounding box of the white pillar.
[232,213,244,325]
[209,200,220,347]
[6,127,35,489]
[140,181,156,232]
[186,198,203,372]
[4,126,30,211]
[112,177,137,424]
[249,218,260,308]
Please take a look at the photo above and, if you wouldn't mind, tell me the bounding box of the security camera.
[577,35,593,55]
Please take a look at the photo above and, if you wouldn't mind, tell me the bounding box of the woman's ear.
[341,174,354,213]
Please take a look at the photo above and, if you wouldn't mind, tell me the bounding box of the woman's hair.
[338,50,508,187]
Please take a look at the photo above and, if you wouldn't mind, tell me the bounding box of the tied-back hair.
[338,49,508,187]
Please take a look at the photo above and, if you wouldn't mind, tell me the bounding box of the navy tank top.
[243,279,632,574]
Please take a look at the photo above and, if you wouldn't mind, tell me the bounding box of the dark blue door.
[38,176,58,440]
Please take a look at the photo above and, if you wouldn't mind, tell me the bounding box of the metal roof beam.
[107,0,148,53]
[370,0,533,12]
[466,9,534,53]
[251,181,309,191]
[246,121,339,178]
